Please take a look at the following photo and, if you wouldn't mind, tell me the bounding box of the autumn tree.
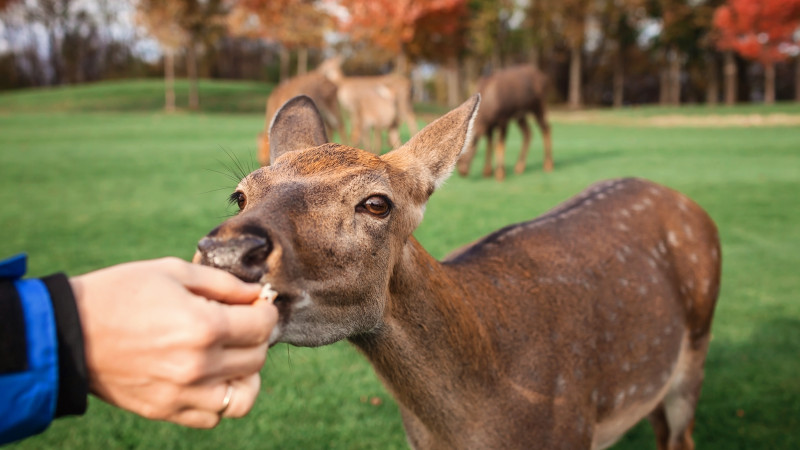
[229,0,330,81]
[338,0,467,74]
[714,0,800,104]
[137,0,229,110]
[136,1,188,112]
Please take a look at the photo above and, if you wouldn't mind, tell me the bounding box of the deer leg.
[514,117,532,175]
[534,106,554,172]
[389,125,401,149]
[494,124,508,181]
[482,130,494,178]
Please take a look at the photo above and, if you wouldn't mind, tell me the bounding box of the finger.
[204,342,269,380]
[175,262,262,305]
[221,372,262,419]
[167,408,221,429]
[216,299,279,347]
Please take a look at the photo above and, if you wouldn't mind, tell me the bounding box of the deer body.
[457,64,553,180]
[257,59,344,166]
[326,66,419,153]
[197,95,720,450]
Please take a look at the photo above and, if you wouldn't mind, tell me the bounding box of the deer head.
[196,94,480,347]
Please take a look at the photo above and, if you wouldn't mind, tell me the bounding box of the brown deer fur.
[196,95,721,450]
[257,59,344,166]
[457,64,554,181]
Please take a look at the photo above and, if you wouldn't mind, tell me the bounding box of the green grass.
[1,80,799,448]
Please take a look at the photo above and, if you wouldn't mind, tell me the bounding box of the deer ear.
[269,95,329,164]
[386,94,480,190]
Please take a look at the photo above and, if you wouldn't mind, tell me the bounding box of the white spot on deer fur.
[648,258,658,268]
[628,385,638,396]
[658,241,667,254]
[619,278,629,287]
[652,337,662,346]
[702,278,711,295]
[668,231,680,246]
[591,389,599,404]
[686,279,695,290]
[648,186,663,196]
[614,391,626,408]
[622,245,632,255]
[597,193,607,200]
[711,247,719,260]
[555,375,566,394]
[616,251,626,263]
[638,285,648,295]
[632,203,646,212]
[642,197,654,207]
[621,361,631,372]
[619,208,631,218]
[683,224,695,240]
[616,222,630,232]
[689,253,698,264]
[678,200,690,212]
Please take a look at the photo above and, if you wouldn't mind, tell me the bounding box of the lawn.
[1,80,799,449]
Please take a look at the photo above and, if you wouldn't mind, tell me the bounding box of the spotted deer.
[196,94,721,449]
[457,64,553,181]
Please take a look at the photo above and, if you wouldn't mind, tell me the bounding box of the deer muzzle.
[196,235,272,283]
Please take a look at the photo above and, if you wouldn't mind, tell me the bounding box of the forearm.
[0,255,88,445]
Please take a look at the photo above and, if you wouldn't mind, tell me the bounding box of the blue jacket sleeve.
[0,254,88,445]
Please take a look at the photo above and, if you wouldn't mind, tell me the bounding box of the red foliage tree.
[713,0,800,103]
[337,0,468,72]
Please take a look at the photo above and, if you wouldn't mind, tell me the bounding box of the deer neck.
[349,237,497,434]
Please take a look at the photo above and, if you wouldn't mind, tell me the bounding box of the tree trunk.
[723,50,737,106]
[186,43,199,110]
[795,56,800,102]
[395,52,408,76]
[164,50,176,113]
[668,47,681,105]
[764,61,775,105]
[297,47,308,76]
[568,40,582,109]
[279,46,290,82]
[463,56,478,99]
[612,46,624,108]
[705,53,719,106]
[445,55,460,109]
[412,67,425,103]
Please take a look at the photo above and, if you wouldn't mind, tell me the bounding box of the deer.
[323,61,419,154]
[257,58,345,166]
[456,64,554,181]
[195,94,721,450]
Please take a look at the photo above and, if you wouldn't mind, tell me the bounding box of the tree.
[714,0,800,104]
[137,0,229,110]
[338,0,467,75]
[136,1,189,112]
[229,0,331,81]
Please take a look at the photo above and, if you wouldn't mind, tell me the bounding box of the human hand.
[68,257,277,428]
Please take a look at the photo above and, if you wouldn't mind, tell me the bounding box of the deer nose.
[196,235,272,282]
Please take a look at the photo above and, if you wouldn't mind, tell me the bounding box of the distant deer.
[257,58,345,166]
[324,61,418,154]
[457,64,554,181]
[196,94,721,449]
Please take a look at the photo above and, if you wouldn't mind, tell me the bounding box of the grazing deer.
[257,58,345,166]
[196,94,721,450]
[457,64,554,181]
[324,62,418,154]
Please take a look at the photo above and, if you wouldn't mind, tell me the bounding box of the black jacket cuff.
[42,273,88,417]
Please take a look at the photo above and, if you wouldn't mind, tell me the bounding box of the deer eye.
[228,191,246,211]
[358,195,391,217]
